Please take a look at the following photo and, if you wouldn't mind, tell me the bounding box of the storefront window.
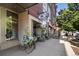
[6,11,18,40]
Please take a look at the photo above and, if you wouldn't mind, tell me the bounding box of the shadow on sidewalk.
[0,39,67,56]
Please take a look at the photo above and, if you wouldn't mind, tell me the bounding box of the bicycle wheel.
[25,42,35,54]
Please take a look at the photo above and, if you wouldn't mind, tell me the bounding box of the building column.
[0,7,1,44]
[18,11,32,45]
[0,7,6,44]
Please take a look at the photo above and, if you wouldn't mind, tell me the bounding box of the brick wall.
[29,3,43,19]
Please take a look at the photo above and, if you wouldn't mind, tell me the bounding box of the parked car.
[75,32,79,40]
[61,31,68,40]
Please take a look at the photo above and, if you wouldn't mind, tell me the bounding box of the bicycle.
[22,35,37,54]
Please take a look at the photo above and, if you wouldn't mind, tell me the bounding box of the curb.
[60,40,76,56]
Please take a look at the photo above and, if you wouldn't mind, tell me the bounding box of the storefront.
[0,3,56,50]
[0,3,38,50]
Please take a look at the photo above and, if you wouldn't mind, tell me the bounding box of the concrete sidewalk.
[0,39,67,56]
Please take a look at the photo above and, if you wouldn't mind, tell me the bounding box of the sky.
[56,3,68,16]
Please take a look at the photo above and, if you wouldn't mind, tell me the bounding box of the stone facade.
[0,3,56,50]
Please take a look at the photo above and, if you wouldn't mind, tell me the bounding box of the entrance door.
[5,11,18,40]
[33,20,41,37]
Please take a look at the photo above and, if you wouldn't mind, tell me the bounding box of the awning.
[0,3,37,13]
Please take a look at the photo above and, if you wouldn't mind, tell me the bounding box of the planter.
[70,40,79,47]
[71,46,79,55]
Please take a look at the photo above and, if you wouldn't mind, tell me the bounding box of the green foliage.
[6,16,12,31]
[73,13,79,31]
[68,3,79,11]
[56,3,79,31]
[6,16,13,38]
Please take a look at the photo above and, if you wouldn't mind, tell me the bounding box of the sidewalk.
[0,39,67,56]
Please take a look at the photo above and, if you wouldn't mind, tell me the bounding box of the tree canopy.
[56,3,79,31]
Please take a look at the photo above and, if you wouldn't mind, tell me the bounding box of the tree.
[56,3,79,31]
[72,11,79,31]
[56,9,75,31]
[68,3,79,11]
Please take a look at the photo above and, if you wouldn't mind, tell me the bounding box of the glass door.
[5,11,18,40]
